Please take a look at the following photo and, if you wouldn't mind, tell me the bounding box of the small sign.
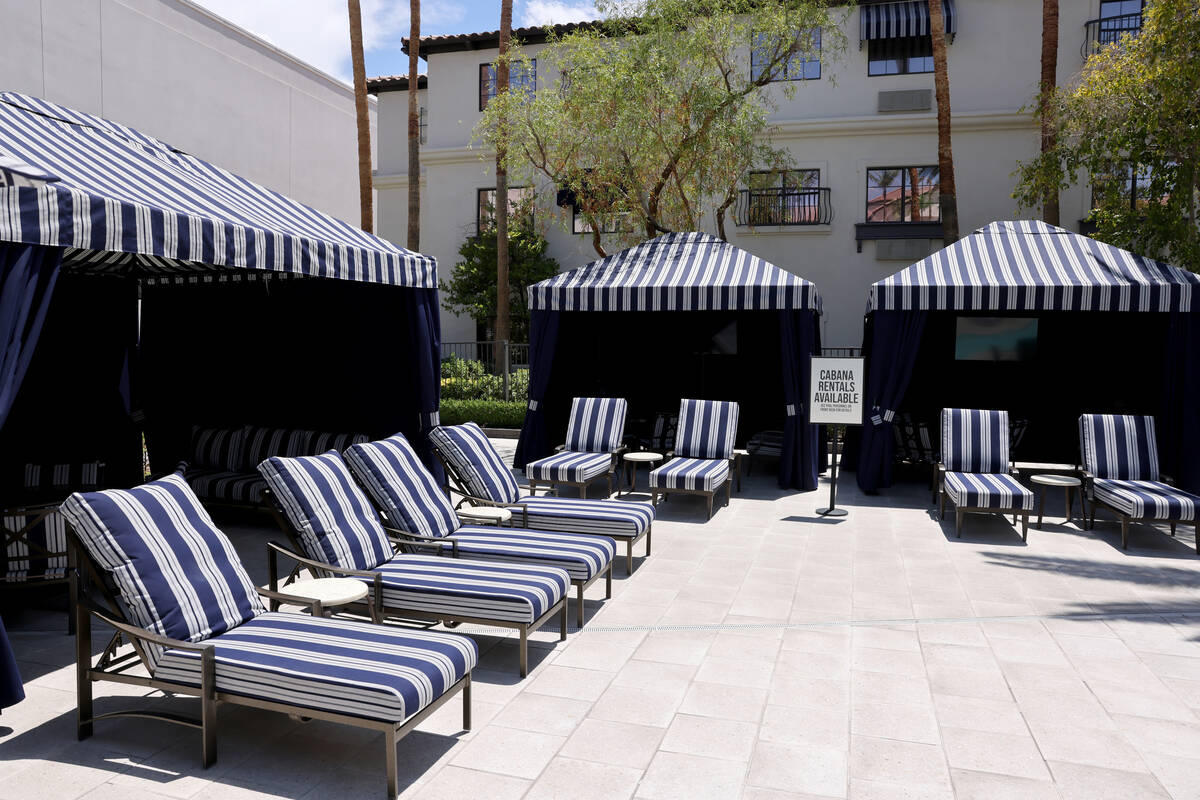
[809,357,864,426]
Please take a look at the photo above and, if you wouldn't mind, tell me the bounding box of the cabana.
[0,91,442,493]
[514,232,822,491]
[856,220,1200,494]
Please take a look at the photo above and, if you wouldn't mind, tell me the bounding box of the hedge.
[439,399,526,429]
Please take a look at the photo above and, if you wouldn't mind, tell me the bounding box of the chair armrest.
[265,541,382,617]
[266,540,379,580]
[83,599,210,654]
[451,492,530,527]
[381,524,459,557]
[553,443,567,452]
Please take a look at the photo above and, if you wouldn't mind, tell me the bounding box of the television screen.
[955,317,1038,362]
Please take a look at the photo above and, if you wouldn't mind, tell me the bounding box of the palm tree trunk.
[407,0,421,249]
[494,0,513,363]
[929,0,958,244]
[348,0,373,233]
[1040,0,1060,226]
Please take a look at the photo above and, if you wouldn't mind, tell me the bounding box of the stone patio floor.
[4,455,1200,800]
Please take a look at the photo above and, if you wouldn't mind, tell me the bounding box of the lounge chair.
[937,408,1033,540]
[258,450,570,676]
[345,434,614,627]
[1079,414,1199,552]
[524,397,628,497]
[59,473,476,799]
[430,422,653,574]
[649,399,740,519]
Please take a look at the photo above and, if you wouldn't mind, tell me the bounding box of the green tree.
[476,0,851,256]
[1015,0,1200,270]
[440,228,560,343]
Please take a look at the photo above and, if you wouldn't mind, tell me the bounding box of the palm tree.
[1040,0,1060,226]
[494,0,513,360]
[929,0,958,243]
[348,0,373,233]
[407,0,421,250]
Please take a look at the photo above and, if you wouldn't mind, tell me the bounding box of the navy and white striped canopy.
[860,0,956,43]
[0,93,436,286]
[868,221,1199,314]
[528,232,820,312]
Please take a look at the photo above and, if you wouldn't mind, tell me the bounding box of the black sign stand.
[816,424,848,517]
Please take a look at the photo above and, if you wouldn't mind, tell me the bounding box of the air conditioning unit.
[875,239,933,261]
[877,89,933,113]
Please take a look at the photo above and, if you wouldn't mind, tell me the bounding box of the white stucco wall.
[1,0,374,226]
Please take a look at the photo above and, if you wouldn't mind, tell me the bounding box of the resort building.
[370,0,1132,347]
[3,0,371,224]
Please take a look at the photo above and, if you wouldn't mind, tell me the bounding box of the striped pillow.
[429,422,521,504]
[565,398,628,453]
[189,426,246,471]
[345,435,461,539]
[675,399,739,460]
[941,408,1009,474]
[1079,414,1159,481]
[258,451,394,571]
[59,473,265,671]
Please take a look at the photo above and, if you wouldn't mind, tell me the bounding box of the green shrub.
[440,399,526,428]
[440,356,529,402]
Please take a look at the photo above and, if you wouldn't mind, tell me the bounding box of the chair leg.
[1037,488,1045,529]
[560,601,568,640]
[1021,513,1028,542]
[707,493,714,519]
[463,674,472,730]
[200,648,217,768]
[577,582,585,628]
[519,626,528,678]
[384,728,398,800]
[74,585,93,741]
[1121,516,1129,550]
[580,483,587,499]
[626,541,634,575]
[955,508,963,538]
[1194,522,1198,555]
[1170,522,1177,537]
[939,490,945,520]
[605,563,612,599]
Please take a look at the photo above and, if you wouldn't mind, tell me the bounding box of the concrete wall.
[1,0,373,225]
[376,0,1104,346]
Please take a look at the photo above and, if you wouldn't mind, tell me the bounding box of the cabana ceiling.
[0,93,436,287]
[868,220,1199,314]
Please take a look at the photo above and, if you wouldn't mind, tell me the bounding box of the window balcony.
[733,187,832,228]
[1082,12,1142,59]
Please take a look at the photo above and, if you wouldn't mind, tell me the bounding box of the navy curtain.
[779,309,818,490]
[1163,311,1200,492]
[403,287,444,481]
[0,243,62,433]
[0,616,21,711]
[856,310,928,492]
[514,309,560,469]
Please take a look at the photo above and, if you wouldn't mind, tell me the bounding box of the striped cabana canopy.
[860,0,956,45]
[0,92,436,286]
[867,220,1198,314]
[527,232,821,313]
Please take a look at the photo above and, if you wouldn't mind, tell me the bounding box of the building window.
[743,169,826,225]
[866,167,940,222]
[868,36,933,76]
[751,29,821,82]
[1085,0,1143,54]
[479,59,537,111]
[476,186,534,235]
[572,208,632,235]
[1090,163,1169,212]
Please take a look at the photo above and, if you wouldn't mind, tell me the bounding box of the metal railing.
[1082,12,1142,59]
[733,187,833,227]
[440,340,529,402]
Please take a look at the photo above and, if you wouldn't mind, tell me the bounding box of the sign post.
[809,356,865,517]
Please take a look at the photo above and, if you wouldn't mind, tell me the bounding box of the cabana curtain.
[0,242,62,433]
[513,309,560,469]
[779,309,819,491]
[403,287,446,477]
[856,310,927,492]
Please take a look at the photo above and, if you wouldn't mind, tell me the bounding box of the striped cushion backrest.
[565,398,628,453]
[429,422,521,504]
[675,399,739,460]
[23,460,103,494]
[1079,414,1159,481]
[243,427,370,469]
[59,473,265,671]
[941,409,1009,474]
[189,426,246,471]
[345,435,461,539]
[258,451,394,571]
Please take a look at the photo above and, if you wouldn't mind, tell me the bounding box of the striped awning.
[860,0,956,43]
[0,93,436,287]
[867,220,1199,313]
[528,232,821,312]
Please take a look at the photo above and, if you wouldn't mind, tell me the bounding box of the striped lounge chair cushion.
[258,452,394,572]
[1093,479,1198,521]
[650,457,730,492]
[944,471,1034,511]
[941,409,1009,474]
[3,507,68,582]
[345,435,459,539]
[1079,414,1160,480]
[517,495,653,540]
[440,525,615,582]
[675,399,739,460]
[429,422,521,504]
[565,398,627,453]
[183,468,267,504]
[525,452,612,484]
[153,612,477,722]
[244,427,370,469]
[190,426,246,471]
[370,554,569,624]
[59,474,266,671]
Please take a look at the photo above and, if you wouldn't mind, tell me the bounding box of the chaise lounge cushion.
[430,422,521,503]
[346,435,459,539]
[565,398,628,453]
[942,409,1010,474]
[675,399,739,460]
[516,495,653,539]
[153,612,477,722]
[1079,414,1160,481]
[189,426,246,472]
[943,471,1034,511]
[4,460,103,582]
[650,457,730,492]
[439,525,615,582]
[525,452,612,485]
[59,473,265,670]
[181,468,267,505]
[1092,479,1198,521]
[258,451,394,572]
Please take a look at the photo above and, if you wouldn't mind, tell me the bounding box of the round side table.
[1031,474,1083,529]
[286,577,368,617]
[458,505,514,527]
[622,452,663,497]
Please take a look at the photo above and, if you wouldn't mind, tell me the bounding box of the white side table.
[622,452,663,497]
[458,505,513,526]
[286,577,368,617]
[1031,473,1083,528]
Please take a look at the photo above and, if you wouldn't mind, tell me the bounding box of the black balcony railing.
[1082,12,1142,59]
[733,187,832,227]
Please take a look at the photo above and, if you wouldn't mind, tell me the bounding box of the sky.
[192,0,598,83]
